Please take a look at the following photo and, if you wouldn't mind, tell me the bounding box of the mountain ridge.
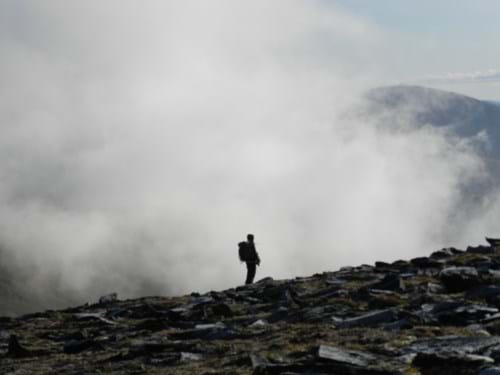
[361,85,500,159]
[3,242,500,373]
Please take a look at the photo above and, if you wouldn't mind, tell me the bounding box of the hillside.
[360,85,500,159]
[3,244,500,373]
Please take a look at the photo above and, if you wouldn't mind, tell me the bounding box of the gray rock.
[369,274,406,292]
[250,353,271,369]
[189,296,214,306]
[437,304,499,325]
[336,309,398,328]
[406,335,500,356]
[399,272,415,279]
[465,324,490,336]
[106,307,128,319]
[211,303,233,318]
[489,270,500,279]
[426,282,445,294]
[413,352,493,370]
[374,261,391,269]
[480,368,500,375]
[391,259,411,269]
[0,330,10,340]
[180,352,203,361]
[301,306,330,322]
[486,238,500,247]
[268,306,289,323]
[417,268,440,277]
[318,345,377,367]
[485,344,500,362]
[430,248,458,259]
[256,277,274,284]
[467,245,495,255]
[466,285,500,300]
[410,257,443,268]
[133,318,169,331]
[194,322,226,330]
[73,312,116,325]
[146,353,180,366]
[439,266,480,292]
[98,293,117,304]
[298,286,343,300]
[170,322,240,341]
[382,318,412,331]
[325,277,346,286]
[249,319,268,328]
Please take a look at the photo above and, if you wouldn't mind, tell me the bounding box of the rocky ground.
[3,245,500,374]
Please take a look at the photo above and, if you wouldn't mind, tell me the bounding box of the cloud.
[420,69,500,84]
[0,1,498,314]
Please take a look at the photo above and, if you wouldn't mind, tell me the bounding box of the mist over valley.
[1,2,500,316]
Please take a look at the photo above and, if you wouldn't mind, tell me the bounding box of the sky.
[1,1,500,314]
[334,0,500,100]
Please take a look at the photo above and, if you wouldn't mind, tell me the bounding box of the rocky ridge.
[3,245,500,373]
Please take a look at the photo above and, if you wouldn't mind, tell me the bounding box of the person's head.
[247,234,254,242]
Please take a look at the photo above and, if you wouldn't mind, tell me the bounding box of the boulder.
[374,261,391,268]
[98,293,118,304]
[369,274,406,292]
[439,266,480,292]
[391,260,411,269]
[211,303,233,318]
[410,257,443,268]
[467,245,495,255]
[486,238,500,248]
[430,248,461,259]
[437,305,498,325]
[467,285,500,300]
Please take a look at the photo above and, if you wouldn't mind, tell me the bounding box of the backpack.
[238,241,251,262]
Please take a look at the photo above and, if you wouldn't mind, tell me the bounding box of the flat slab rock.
[335,309,398,328]
[318,345,378,367]
[405,335,500,356]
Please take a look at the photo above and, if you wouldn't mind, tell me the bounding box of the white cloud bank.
[421,69,500,84]
[0,1,499,313]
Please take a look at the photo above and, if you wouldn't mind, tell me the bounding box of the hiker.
[238,233,261,285]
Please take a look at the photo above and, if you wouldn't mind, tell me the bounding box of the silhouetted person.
[239,233,260,285]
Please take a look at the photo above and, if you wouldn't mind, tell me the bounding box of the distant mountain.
[360,85,500,159]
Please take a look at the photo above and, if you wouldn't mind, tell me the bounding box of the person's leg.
[249,262,256,283]
[246,262,256,284]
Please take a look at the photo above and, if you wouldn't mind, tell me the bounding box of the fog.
[1,1,499,313]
